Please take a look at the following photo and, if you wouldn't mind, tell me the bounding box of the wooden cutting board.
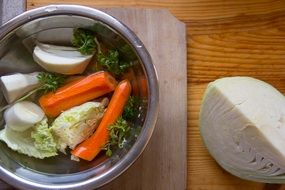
[98,8,187,190]
[0,3,187,190]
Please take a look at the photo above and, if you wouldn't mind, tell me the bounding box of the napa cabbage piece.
[0,118,57,159]
[200,77,285,178]
[31,118,57,153]
[51,101,106,153]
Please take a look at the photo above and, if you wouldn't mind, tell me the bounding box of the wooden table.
[24,1,285,189]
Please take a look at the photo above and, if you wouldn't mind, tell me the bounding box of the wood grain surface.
[24,0,285,190]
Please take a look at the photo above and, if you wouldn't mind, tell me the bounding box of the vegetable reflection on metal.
[1,0,25,25]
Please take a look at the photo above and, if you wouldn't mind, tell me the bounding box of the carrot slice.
[71,79,131,161]
[39,71,117,117]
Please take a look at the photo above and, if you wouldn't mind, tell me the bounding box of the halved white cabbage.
[200,77,285,177]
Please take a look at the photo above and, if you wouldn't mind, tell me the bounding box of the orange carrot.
[39,71,117,117]
[71,79,132,161]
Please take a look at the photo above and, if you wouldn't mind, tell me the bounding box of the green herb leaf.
[123,96,141,121]
[103,96,141,156]
[104,117,130,157]
[105,148,112,157]
[37,72,66,93]
[97,50,132,77]
[72,28,96,55]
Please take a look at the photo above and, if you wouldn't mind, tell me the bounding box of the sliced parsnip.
[33,43,93,75]
[0,72,40,103]
[4,101,45,132]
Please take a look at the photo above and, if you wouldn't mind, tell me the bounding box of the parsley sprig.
[104,96,141,156]
[0,72,65,113]
[15,72,65,102]
[94,35,132,76]
[95,39,132,76]
[37,72,66,93]
[71,28,97,55]
[104,117,130,157]
[72,28,132,76]
[122,96,141,121]
[97,50,132,77]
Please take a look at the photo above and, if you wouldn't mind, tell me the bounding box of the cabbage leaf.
[0,118,57,159]
[51,101,104,152]
[31,118,57,154]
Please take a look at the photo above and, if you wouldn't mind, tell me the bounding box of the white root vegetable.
[33,43,93,75]
[4,101,45,132]
[0,72,40,103]
[200,77,285,178]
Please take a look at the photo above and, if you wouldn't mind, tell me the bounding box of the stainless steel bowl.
[0,5,158,189]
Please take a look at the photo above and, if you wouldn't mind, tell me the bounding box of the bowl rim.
[0,4,159,190]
